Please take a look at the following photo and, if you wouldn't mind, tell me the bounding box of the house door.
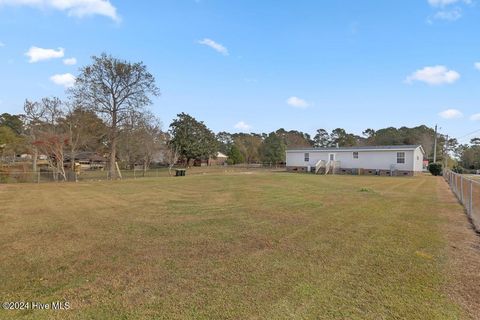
[329,153,336,161]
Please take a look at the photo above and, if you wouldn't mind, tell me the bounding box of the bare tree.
[165,144,179,176]
[37,98,68,181]
[23,100,45,173]
[136,112,162,175]
[62,105,107,171]
[117,111,162,175]
[25,97,68,181]
[34,131,68,181]
[70,53,160,179]
[117,110,143,169]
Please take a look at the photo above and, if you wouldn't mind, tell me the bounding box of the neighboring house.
[151,150,166,165]
[16,154,48,161]
[286,145,425,176]
[64,152,107,171]
[211,152,228,166]
[193,152,229,166]
[423,160,429,171]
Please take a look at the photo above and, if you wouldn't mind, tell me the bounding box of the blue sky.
[0,0,479,143]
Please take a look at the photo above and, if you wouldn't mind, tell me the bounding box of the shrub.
[428,163,443,176]
[227,145,245,165]
[452,165,464,174]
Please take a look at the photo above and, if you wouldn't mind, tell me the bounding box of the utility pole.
[433,124,438,163]
[444,134,448,169]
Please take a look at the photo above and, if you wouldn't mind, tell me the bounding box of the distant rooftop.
[287,145,423,152]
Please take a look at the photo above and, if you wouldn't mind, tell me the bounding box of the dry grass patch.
[0,172,476,319]
[436,178,480,319]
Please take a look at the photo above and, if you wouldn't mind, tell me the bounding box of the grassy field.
[0,171,472,319]
[465,174,480,181]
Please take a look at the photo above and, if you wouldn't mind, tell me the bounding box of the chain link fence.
[443,169,480,232]
[0,164,285,184]
[0,169,171,183]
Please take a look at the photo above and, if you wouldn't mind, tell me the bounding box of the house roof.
[217,152,228,158]
[287,145,425,154]
[65,152,107,162]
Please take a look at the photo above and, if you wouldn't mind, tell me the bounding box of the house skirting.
[287,166,416,176]
[286,166,309,173]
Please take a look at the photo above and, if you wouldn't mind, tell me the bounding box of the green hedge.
[428,163,443,176]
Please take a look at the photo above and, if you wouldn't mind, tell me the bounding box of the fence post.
[460,175,464,204]
[455,174,458,196]
[452,173,458,196]
[470,180,473,217]
[37,171,40,184]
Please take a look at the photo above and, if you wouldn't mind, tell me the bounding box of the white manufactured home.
[286,145,425,176]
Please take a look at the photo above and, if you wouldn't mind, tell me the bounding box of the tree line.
[1,53,479,180]
[215,126,471,167]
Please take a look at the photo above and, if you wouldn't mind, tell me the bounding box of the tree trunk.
[71,148,76,171]
[143,158,148,177]
[109,107,118,180]
[109,136,117,179]
[57,149,66,181]
[32,147,38,173]
[58,161,67,181]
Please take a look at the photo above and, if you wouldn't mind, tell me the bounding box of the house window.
[397,152,405,164]
[353,152,359,159]
[304,153,309,162]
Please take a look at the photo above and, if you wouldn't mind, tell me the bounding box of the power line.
[456,128,480,142]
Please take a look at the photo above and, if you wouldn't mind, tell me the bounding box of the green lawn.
[0,172,466,319]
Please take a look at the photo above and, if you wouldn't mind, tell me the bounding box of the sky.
[0,0,479,143]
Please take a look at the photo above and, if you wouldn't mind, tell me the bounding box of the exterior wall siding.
[413,148,424,172]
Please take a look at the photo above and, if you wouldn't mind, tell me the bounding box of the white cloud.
[427,0,471,23]
[439,109,463,119]
[0,41,5,47]
[433,8,462,21]
[470,113,480,121]
[50,73,75,88]
[25,46,64,63]
[286,96,310,109]
[406,65,460,85]
[0,0,120,21]
[234,121,251,131]
[197,38,229,56]
[474,62,480,71]
[428,0,470,7]
[63,57,77,65]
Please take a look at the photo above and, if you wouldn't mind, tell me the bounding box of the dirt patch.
[437,178,480,319]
